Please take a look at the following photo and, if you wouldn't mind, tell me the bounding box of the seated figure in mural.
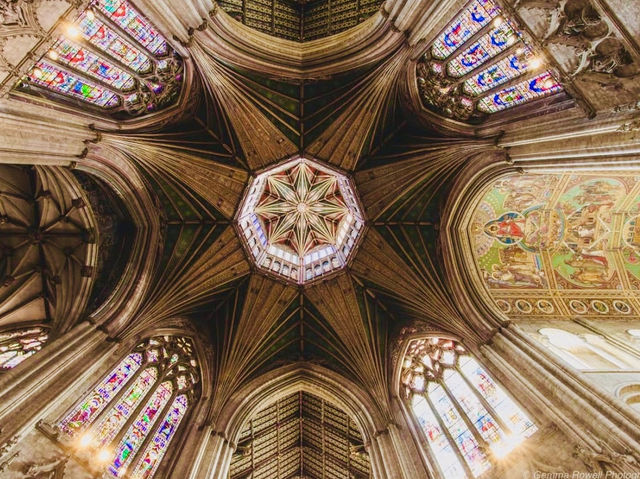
[484,212,526,245]
[486,261,546,288]
[564,252,613,287]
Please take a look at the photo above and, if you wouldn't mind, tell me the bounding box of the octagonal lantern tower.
[235,156,366,285]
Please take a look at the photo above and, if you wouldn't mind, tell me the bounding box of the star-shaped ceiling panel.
[236,156,365,284]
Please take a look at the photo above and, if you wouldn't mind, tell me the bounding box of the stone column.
[0,99,98,166]
[0,321,115,442]
[387,397,434,478]
[186,429,234,479]
[479,324,640,465]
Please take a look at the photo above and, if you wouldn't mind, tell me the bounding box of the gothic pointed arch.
[444,164,640,325]
[209,363,402,479]
[49,332,202,478]
[0,164,101,371]
[394,332,538,479]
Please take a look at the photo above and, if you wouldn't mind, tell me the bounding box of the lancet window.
[537,328,640,371]
[18,0,183,118]
[0,327,49,371]
[57,335,200,478]
[416,0,564,122]
[400,337,537,479]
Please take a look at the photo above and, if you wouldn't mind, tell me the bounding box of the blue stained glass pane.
[477,71,561,113]
[52,38,136,91]
[130,395,189,479]
[29,60,120,108]
[77,12,152,72]
[443,370,505,447]
[432,0,501,60]
[92,367,158,448]
[464,47,533,95]
[109,381,173,477]
[447,21,517,77]
[95,0,168,55]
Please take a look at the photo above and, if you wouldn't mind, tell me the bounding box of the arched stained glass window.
[537,328,640,371]
[0,327,49,370]
[58,336,200,478]
[416,0,564,122]
[401,337,537,479]
[18,0,183,118]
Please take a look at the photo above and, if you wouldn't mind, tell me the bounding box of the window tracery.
[0,327,48,370]
[401,337,537,478]
[18,0,183,118]
[57,335,199,478]
[416,0,563,122]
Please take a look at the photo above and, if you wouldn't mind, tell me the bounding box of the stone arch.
[196,363,406,479]
[442,159,640,333]
[618,384,640,412]
[76,145,162,333]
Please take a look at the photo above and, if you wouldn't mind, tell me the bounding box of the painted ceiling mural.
[471,172,640,320]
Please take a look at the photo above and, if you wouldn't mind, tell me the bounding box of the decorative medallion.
[235,156,365,284]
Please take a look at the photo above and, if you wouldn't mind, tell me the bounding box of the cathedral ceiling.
[218,0,383,42]
[0,165,99,336]
[230,391,371,479]
[2,0,640,475]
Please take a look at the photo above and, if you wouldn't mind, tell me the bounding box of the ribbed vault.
[229,390,371,479]
[0,0,595,476]
[80,20,502,433]
[0,165,98,335]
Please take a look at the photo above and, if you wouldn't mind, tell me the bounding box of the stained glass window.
[432,0,500,60]
[418,0,564,120]
[29,60,120,108]
[19,0,183,117]
[109,381,173,476]
[60,353,143,436]
[0,327,49,370]
[477,71,562,113]
[57,336,200,478]
[129,395,189,479]
[447,21,517,77]
[401,337,537,478]
[463,47,533,95]
[96,0,168,55]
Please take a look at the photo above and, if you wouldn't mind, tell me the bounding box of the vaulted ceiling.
[218,0,383,42]
[2,0,640,477]
[229,391,370,479]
